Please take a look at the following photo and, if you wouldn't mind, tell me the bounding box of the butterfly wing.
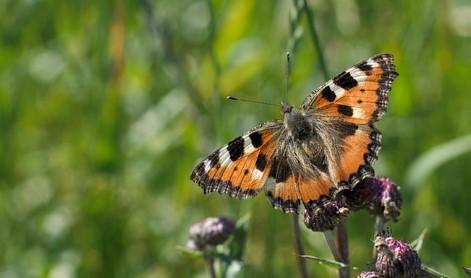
[302,53,397,123]
[263,154,336,213]
[191,121,311,213]
[301,54,397,194]
[263,153,301,213]
[190,121,282,199]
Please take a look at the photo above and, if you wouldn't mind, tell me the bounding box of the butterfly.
[190,54,398,213]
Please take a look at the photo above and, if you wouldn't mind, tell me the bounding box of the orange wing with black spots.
[303,54,397,189]
[264,174,300,213]
[190,121,281,199]
[303,54,397,124]
[332,124,382,188]
[297,174,335,210]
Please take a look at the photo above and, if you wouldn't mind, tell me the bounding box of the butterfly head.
[281,102,313,140]
[281,101,293,114]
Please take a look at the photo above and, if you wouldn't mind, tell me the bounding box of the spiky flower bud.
[304,199,350,231]
[346,177,402,221]
[374,235,422,278]
[188,217,236,249]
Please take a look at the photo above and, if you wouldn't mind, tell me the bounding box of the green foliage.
[227,214,250,262]
[0,0,470,277]
[406,135,471,187]
[410,228,427,253]
[299,255,349,269]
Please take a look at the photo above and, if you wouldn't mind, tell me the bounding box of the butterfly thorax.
[282,103,313,141]
[280,102,335,182]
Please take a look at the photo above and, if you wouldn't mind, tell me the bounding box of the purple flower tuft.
[346,177,402,221]
[185,239,199,251]
[189,217,236,249]
[374,234,422,278]
[304,199,350,231]
[357,271,381,278]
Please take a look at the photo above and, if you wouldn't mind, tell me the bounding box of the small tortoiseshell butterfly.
[191,54,398,213]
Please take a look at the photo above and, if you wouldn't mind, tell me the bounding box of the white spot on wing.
[243,135,255,153]
[366,58,377,67]
[347,67,367,83]
[204,160,211,172]
[329,83,345,99]
[252,169,263,180]
[352,107,364,118]
[218,148,232,167]
[352,73,367,82]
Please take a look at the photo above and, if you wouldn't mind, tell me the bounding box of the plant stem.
[374,215,385,236]
[205,254,216,278]
[336,220,350,278]
[301,0,329,80]
[324,230,349,277]
[323,230,342,262]
[372,216,385,260]
[292,214,309,278]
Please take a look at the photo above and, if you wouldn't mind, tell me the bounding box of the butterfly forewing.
[190,122,282,199]
[303,54,397,124]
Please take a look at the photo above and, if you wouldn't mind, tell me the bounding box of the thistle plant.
[182,216,249,278]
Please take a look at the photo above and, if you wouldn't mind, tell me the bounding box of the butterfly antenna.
[285,51,292,103]
[226,96,279,107]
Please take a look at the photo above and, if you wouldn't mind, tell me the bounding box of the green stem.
[336,221,350,278]
[292,214,309,278]
[205,254,217,278]
[301,0,330,80]
[323,230,342,262]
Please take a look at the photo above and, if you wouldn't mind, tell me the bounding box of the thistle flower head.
[374,234,422,278]
[346,177,402,221]
[188,217,236,250]
[304,199,350,231]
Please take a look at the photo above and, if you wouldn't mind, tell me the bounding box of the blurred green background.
[1,0,471,277]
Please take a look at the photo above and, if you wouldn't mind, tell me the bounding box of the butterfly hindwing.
[190,122,281,199]
[264,174,300,213]
[297,174,335,210]
[262,153,300,213]
[333,123,381,188]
